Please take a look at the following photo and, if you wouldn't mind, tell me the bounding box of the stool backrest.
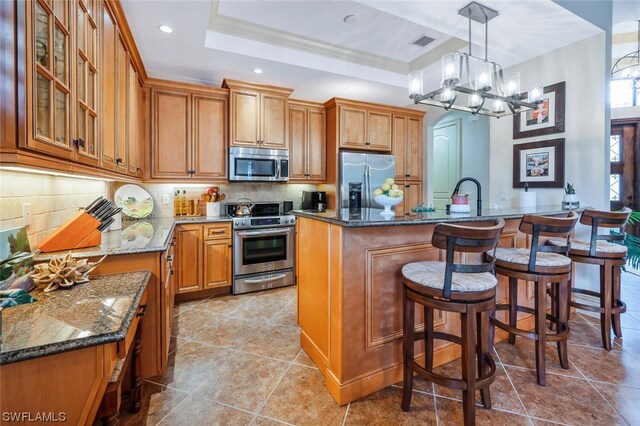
[432,218,505,299]
[580,208,631,257]
[519,212,579,272]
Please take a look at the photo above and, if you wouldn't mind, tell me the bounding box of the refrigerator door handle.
[364,164,371,208]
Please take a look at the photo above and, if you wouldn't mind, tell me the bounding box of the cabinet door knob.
[116,158,123,164]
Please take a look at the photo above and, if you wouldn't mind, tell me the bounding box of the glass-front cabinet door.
[75,0,99,165]
[27,0,73,158]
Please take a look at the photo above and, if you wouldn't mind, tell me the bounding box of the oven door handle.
[244,273,288,284]
[236,228,292,237]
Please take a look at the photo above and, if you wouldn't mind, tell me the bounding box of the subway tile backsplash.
[0,170,110,246]
[117,182,319,218]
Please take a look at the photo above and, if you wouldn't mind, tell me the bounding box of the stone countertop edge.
[291,206,586,228]
[35,216,233,260]
[0,270,152,366]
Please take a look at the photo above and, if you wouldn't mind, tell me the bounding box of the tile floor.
[121,271,640,426]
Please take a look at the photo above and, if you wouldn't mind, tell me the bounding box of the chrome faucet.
[452,177,482,215]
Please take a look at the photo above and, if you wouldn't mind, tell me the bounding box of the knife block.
[37,211,102,253]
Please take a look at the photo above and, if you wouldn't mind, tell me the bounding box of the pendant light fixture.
[612,21,640,81]
[408,1,542,118]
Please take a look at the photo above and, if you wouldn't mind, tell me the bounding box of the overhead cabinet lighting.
[408,1,542,118]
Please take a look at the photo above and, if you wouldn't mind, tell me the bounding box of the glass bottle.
[174,190,181,216]
[181,190,188,216]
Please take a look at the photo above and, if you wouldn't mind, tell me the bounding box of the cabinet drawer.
[204,224,231,240]
[118,288,148,358]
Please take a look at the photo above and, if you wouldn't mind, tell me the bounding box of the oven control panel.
[233,215,296,230]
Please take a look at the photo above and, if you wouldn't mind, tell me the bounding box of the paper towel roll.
[519,191,537,208]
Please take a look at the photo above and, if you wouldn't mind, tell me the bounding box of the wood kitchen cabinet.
[393,114,423,181]
[175,223,232,294]
[3,0,145,180]
[150,82,228,180]
[161,236,175,369]
[394,181,422,217]
[223,79,293,149]
[288,100,326,182]
[325,99,393,152]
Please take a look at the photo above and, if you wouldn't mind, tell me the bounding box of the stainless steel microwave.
[229,147,289,182]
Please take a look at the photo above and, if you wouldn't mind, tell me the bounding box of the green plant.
[619,211,640,270]
[565,182,575,195]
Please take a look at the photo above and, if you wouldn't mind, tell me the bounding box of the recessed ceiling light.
[158,25,173,34]
[343,15,358,25]
[348,86,356,92]
[253,68,263,74]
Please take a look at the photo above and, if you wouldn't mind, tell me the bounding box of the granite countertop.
[292,205,582,227]
[35,215,232,261]
[0,270,151,365]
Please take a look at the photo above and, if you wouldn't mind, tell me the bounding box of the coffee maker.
[301,191,327,211]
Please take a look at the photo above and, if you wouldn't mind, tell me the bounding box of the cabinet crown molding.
[222,79,294,96]
[324,97,426,118]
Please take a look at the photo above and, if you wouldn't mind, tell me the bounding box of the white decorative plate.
[114,184,154,219]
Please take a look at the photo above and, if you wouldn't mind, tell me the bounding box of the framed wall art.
[513,81,565,139]
[513,138,565,188]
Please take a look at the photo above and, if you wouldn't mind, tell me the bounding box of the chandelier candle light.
[408,1,543,118]
[612,20,640,81]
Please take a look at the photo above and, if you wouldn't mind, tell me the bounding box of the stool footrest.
[570,288,627,315]
[492,317,538,340]
[407,355,497,391]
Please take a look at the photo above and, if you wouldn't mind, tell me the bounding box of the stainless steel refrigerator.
[339,151,395,209]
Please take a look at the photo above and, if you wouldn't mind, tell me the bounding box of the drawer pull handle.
[137,304,147,317]
[166,255,173,262]
[210,230,226,234]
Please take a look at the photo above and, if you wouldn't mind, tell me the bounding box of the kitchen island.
[293,206,575,405]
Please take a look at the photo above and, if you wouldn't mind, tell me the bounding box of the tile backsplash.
[118,182,319,218]
[0,170,110,246]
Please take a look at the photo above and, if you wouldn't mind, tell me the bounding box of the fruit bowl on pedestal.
[374,195,403,216]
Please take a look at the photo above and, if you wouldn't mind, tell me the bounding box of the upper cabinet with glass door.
[75,0,100,166]
[23,0,102,164]
[25,0,73,159]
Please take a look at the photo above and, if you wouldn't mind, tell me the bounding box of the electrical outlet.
[22,203,32,226]
[162,193,170,205]
[499,191,507,201]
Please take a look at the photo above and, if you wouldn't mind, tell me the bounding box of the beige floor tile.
[168,336,189,354]
[436,397,530,425]
[345,386,437,425]
[591,381,640,426]
[231,296,291,321]
[494,339,582,378]
[567,320,620,350]
[240,324,301,361]
[149,341,232,392]
[252,286,297,304]
[506,366,624,425]
[120,381,188,426]
[173,298,207,317]
[270,302,298,327]
[569,345,640,388]
[293,349,316,368]
[158,394,254,426]
[193,352,289,412]
[432,362,526,415]
[192,294,248,316]
[192,315,270,349]
[251,416,292,425]
[170,309,223,339]
[260,365,347,425]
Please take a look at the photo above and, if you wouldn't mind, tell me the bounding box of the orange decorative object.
[37,211,102,252]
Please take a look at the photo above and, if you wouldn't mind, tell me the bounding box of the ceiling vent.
[411,35,434,47]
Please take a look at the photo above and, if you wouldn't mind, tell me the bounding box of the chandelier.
[612,21,640,81]
[408,1,542,118]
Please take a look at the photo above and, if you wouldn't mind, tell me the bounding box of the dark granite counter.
[0,270,151,365]
[35,216,232,261]
[292,205,579,227]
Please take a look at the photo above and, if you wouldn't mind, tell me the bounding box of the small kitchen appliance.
[226,201,295,295]
[301,191,327,211]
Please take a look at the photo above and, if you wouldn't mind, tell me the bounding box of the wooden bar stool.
[547,208,631,350]
[489,212,578,386]
[401,219,505,426]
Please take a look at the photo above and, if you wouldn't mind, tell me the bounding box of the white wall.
[436,111,490,209]
[489,33,608,211]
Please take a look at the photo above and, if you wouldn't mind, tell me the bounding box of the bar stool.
[489,212,578,386]
[546,208,631,350]
[401,219,505,426]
